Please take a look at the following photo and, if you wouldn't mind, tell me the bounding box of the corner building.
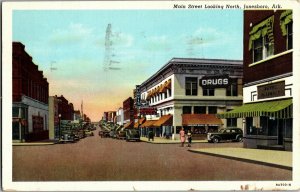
[139,58,243,139]
[12,42,49,142]
[220,10,293,151]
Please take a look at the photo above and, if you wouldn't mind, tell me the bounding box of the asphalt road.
[13,130,292,181]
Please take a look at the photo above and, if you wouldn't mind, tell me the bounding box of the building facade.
[48,96,59,140]
[116,108,124,126]
[57,95,74,121]
[139,58,243,139]
[123,97,135,125]
[12,42,49,142]
[220,10,293,151]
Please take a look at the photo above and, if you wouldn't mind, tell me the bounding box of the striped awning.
[123,121,134,129]
[182,114,223,126]
[217,99,293,119]
[133,118,146,128]
[140,120,158,128]
[153,114,173,127]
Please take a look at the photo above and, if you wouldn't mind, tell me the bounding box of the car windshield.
[219,129,225,133]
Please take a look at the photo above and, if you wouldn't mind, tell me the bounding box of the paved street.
[13,130,292,181]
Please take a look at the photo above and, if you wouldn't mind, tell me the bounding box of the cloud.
[142,35,172,52]
[49,22,95,46]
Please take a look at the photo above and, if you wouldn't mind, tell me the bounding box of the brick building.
[123,97,135,128]
[12,42,49,142]
[57,95,74,121]
[220,10,293,151]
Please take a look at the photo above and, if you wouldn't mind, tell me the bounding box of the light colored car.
[84,129,94,136]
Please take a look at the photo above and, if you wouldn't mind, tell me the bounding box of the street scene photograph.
[2,1,299,191]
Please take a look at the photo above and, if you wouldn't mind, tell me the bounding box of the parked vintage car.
[125,129,140,142]
[116,131,126,140]
[59,130,78,143]
[84,129,94,136]
[207,128,243,143]
[99,130,110,138]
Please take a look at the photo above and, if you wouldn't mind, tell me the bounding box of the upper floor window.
[280,10,293,50]
[226,78,238,96]
[182,106,192,114]
[287,22,293,50]
[203,88,214,96]
[185,77,197,96]
[249,16,274,63]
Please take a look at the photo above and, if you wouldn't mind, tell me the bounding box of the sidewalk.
[140,137,207,144]
[189,147,292,170]
[13,140,57,146]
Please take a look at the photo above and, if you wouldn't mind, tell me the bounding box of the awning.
[159,79,171,93]
[133,118,146,128]
[280,10,293,36]
[217,99,293,119]
[140,120,158,128]
[182,114,223,126]
[153,114,173,127]
[123,121,134,129]
[249,15,274,50]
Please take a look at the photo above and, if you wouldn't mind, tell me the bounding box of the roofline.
[140,57,243,87]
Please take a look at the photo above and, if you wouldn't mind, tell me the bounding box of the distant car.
[117,131,126,140]
[84,129,94,136]
[207,128,243,143]
[60,131,78,143]
[125,129,140,142]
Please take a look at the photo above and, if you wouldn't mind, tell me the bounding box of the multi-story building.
[220,10,293,151]
[57,95,74,121]
[123,97,135,128]
[139,58,243,139]
[48,96,59,140]
[73,110,81,121]
[12,42,49,142]
[116,107,124,126]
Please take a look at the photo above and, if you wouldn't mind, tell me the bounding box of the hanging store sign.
[139,107,157,115]
[257,81,285,99]
[200,75,231,88]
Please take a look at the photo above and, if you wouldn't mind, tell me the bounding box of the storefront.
[182,114,223,139]
[219,98,292,151]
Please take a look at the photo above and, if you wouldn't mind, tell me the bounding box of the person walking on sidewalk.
[187,130,192,147]
[179,127,185,147]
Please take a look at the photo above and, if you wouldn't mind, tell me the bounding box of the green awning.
[280,10,293,36]
[249,15,274,50]
[218,99,292,119]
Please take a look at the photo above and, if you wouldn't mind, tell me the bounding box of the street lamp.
[58,114,61,140]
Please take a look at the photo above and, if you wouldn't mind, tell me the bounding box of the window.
[287,22,293,50]
[227,118,237,127]
[226,79,238,96]
[253,36,274,63]
[194,106,206,114]
[203,89,214,96]
[208,106,217,114]
[13,107,19,117]
[182,106,192,114]
[185,77,197,96]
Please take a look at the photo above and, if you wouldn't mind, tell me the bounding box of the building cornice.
[139,58,243,90]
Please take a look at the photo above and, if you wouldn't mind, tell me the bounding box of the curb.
[188,149,292,171]
[13,142,56,146]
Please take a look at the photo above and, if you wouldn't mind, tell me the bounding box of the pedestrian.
[179,127,185,147]
[187,130,192,147]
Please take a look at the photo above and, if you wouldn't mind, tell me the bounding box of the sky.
[13,10,243,121]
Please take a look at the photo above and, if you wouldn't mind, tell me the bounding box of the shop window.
[13,107,19,117]
[268,118,278,136]
[226,79,237,96]
[185,77,197,96]
[246,117,253,135]
[208,106,217,114]
[227,118,237,127]
[203,89,215,96]
[258,116,268,135]
[285,118,292,138]
[194,106,206,114]
[12,121,20,140]
[182,106,192,114]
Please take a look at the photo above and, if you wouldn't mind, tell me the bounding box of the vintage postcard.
[2,0,300,191]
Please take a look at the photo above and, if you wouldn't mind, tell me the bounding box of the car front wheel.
[212,137,220,143]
